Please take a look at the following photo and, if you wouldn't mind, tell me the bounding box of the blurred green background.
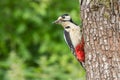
[0,0,85,80]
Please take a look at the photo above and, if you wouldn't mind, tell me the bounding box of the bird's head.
[53,14,72,24]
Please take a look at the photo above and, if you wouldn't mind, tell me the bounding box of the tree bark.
[79,0,120,80]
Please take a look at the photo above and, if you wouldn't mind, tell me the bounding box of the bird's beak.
[53,17,62,24]
[53,19,60,24]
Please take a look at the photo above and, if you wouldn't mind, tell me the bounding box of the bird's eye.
[62,16,65,18]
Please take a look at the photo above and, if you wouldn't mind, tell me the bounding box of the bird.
[53,14,85,66]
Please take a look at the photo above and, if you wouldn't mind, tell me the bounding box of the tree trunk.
[79,0,120,80]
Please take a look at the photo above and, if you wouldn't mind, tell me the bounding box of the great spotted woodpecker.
[53,14,85,66]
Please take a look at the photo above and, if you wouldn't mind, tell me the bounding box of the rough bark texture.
[79,0,120,80]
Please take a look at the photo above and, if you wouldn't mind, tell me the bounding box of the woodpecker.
[53,14,85,65]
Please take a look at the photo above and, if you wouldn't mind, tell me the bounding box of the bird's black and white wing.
[64,30,75,55]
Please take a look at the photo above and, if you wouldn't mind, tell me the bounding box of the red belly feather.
[75,37,85,62]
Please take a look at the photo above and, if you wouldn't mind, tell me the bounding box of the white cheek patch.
[64,16,71,20]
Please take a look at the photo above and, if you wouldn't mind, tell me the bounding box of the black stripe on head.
[61,14,74,23]
[70,19,73,23]
[61,14,69,17]
[61,14,69,19]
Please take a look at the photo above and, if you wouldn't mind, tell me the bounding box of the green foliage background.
[0,0,86,80]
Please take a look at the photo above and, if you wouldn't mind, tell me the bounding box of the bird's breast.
[69,29,82,48]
